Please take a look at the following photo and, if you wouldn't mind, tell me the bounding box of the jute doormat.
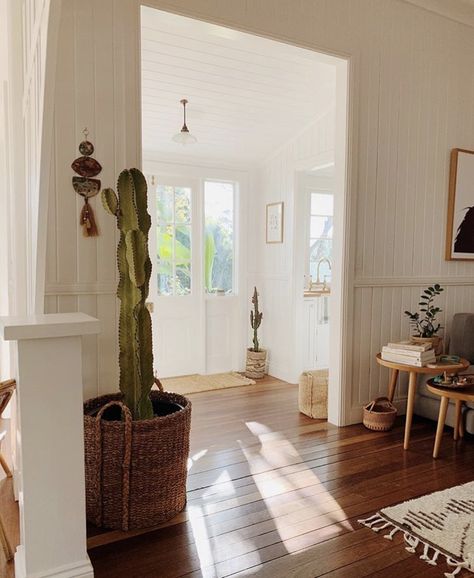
[359,481,474,577]
[158,371,256,395]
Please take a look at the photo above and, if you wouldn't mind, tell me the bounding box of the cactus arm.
[102,188,119,216]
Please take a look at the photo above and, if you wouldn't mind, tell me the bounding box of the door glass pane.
[204,181,234,294]
[156,185,174,223]
[309,239,332,280]
[310,215,333,238]
[153,180,192,296]
[157,261,173,296]
[175,265,191,295]
[311,193,333,216]
[175,225,191,257]
[174,187,191,223]
[157,225,173,262]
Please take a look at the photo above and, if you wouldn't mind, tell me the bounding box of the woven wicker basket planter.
[245,349,267,379]
[84,390,191,531]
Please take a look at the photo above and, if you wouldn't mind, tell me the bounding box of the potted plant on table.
[245,287,267,379]
[83,168,191,531]
[404,284,444,354]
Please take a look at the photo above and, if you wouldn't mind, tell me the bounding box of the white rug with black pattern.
[359,482,474,577]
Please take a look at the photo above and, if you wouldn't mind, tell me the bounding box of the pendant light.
[172,99,197,145]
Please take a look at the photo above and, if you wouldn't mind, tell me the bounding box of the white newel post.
[0,313,100,578]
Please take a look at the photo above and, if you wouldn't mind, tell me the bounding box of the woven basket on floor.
[84,388,191,531]
[363,397,397,431]
[298,369,328,419]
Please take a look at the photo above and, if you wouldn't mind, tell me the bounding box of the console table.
[375,354,469,450]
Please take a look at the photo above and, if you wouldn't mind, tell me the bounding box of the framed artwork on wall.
[446,148,474,260]
[266,202,284,243]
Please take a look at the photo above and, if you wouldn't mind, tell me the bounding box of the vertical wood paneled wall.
[252,109,335,382]
[44,0,474,420]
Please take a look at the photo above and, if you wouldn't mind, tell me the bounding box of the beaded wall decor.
[71,128,102,237]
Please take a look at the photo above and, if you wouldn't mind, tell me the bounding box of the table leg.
[433,396,449,458]
[404,372,417,450]
[454,399,462,441]
[388,369,399,403]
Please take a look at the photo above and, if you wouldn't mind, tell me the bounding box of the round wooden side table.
[426,380,474,458]
[375,354,469,450]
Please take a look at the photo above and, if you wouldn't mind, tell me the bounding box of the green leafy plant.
[250,287,263,352]
[404,284,444,337]
[102,168,154,420]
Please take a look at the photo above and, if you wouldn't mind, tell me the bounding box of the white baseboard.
[15,548,94,578]
[267,362,298,384]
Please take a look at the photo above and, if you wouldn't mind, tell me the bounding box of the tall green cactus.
[102,169,154,420]
[250,287,263,352]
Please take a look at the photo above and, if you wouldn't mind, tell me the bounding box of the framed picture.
[266,202,284,243]
[446,148,474,260]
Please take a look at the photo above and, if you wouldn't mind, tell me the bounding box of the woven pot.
[84,389,191,530]
[363,397,397,431]
[245,348,267,379]
[411,336,443,355]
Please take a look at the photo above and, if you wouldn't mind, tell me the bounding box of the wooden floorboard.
[0,377,472,577]
[87,377,474,577]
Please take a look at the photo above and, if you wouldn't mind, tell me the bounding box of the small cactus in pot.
[245,287,267,379]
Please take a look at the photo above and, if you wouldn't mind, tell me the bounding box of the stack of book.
[381,341,436,367]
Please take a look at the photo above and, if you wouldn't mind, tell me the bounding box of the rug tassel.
[419,542,430,561]
[427,549,440,566]
[445,557,467,578]
[358,514,384,528]
[445,565,463,578]
[404,533,419,553]
[383,527,399,541]
[372,521,391,533]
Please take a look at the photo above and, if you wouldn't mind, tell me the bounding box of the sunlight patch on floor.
[202,469,236,500]
[187,448,208,471]
[240,421,353,547]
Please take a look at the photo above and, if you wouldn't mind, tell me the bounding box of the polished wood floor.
[1,377,473,577]
[87,377,473,578]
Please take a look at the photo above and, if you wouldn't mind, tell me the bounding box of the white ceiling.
[140,7,336,166]
[402,0,474,26]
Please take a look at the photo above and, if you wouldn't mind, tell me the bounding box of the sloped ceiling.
[140,7,336,165]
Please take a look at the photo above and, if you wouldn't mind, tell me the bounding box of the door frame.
[138,5,356,426]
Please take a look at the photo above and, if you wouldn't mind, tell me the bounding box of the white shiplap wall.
[252,108,336,383]
[44,0,474,421]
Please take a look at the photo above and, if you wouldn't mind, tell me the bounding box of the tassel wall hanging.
[72,128,102,237]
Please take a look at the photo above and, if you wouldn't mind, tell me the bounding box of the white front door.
[147,175,205,377]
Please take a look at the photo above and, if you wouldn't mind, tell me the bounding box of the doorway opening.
[140,7,349,424]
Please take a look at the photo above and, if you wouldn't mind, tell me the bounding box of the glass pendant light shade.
[172,99,197,145]
[172,128,198,144]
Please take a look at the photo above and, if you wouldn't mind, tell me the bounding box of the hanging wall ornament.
[71,128,102,237]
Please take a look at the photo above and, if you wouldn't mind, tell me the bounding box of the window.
[156,185,192,296]
[204,181,235,294]
[309,192,333,283]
